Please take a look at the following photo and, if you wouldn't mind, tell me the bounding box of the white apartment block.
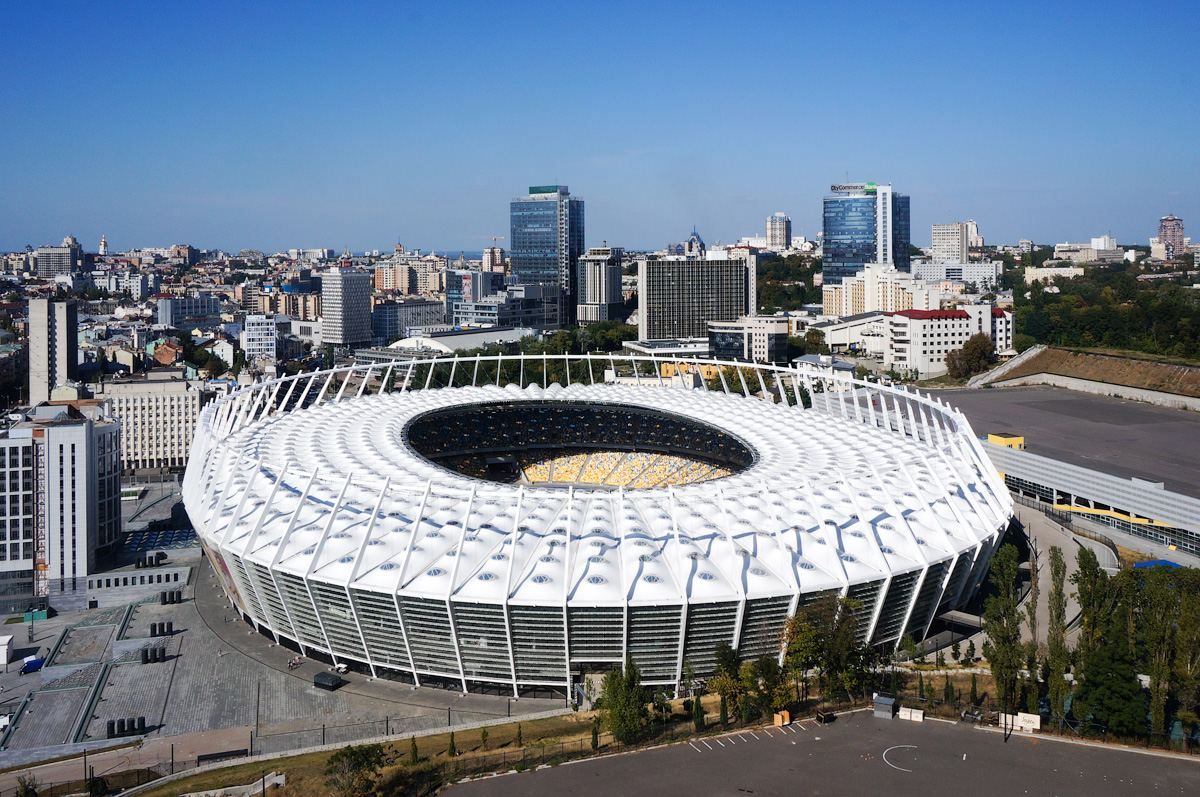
[242,314,279,361]
[321,269,373,347]
[1024,265,1084,284]
[931,223,969,264]
[1052,240,1124,264]
[0,401,121,605]
[91,370,204,472]
[822,263,944,318]
[577,246,624,325]
[106,271,160,300]
[765,212,792,250]
[482,247,506,273]
[911,260,1002,289]
[28,299,78,406]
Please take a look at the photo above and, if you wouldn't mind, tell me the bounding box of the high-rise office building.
[28,298,79,405]
[822,183,910,285]
[765,212,792,250]
[320,269,372,348]
[1159,215,1186,260]
[35,236,83,278]
[637,251,756,340]
[931,223,970,264]
[510,185,584,325]
[576,245,625,325]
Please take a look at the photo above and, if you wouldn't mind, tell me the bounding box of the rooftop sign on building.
[830,182,878,194]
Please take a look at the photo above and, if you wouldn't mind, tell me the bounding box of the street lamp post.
[27,604,35,643]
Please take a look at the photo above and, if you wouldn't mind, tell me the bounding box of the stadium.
[182,354,1012,695]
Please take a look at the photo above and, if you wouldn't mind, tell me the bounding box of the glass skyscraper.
[510,185,584,326]
[822,183,910,285]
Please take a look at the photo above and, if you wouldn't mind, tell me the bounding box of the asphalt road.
[447,712,1200,797]
[932,386,1200,498]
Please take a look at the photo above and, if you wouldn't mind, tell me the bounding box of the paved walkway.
[929,505,1085,660]
[192,558,561,720]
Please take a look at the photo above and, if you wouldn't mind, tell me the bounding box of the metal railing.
[184,352,1009,502]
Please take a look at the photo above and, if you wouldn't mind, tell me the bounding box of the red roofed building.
[884,304,1011,377]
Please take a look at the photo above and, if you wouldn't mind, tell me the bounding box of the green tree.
[1026,545,1040,669]
[693,693,705,731]
[967,639,976,663]
[951,639,961,663]
[324,743,385,797]
[970,672,978,705]
[600,659,650,743]
[1046,546,1070,724]
[448,731,456,757]
[680,659,696,697]
[983,544,1023,714]
[1175,581,1200,719]
[1072,547,1112,665]
[480,727,489,750]
[591,717,600,750]
[1076,608,1146,738]
[714,642,739,679]
[516,723,523,747]
[409,735,418,764]
[782,608,822,702]
[15,773,40,797]
[945,333,995,378]
[1013,333,1037,353]
[1139,568,1179,738]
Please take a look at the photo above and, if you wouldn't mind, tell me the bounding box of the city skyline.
[2,2,1198,252]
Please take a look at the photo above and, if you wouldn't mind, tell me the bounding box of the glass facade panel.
[822,196,877,285]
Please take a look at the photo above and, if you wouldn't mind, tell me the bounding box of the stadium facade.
[183,354,1011,694]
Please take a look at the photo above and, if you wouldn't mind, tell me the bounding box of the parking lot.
[934,385,1200,498]
[448,712,1200,796]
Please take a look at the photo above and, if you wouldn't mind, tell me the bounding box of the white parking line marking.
[882,744,917,773]
[701,739,713,750]
[739,734,750,742]
[716,738,726,747]
[689,742,702,752]
[750,731,760,740]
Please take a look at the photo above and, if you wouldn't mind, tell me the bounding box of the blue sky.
[2,1,1197,253]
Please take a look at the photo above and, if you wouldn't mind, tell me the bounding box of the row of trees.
[983,542,1200,741]
[1015,268,1200,359]
[598,593,883,744]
